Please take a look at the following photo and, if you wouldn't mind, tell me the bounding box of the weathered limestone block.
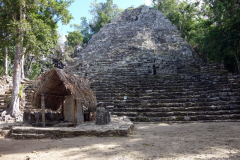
[95,107,110,125]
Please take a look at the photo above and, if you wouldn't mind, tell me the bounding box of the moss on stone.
[161,52,169,56]
[176,116,184,121]
[172,89,179,92]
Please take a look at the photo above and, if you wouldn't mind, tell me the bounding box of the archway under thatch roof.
[32,68,97,126]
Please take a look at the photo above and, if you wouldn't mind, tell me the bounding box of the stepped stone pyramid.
[69,6,197,77]
[68,6,240,121]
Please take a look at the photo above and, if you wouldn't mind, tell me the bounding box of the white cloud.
[145,0,152,6]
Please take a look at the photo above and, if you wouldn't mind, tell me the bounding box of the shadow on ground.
[0,122,240,160]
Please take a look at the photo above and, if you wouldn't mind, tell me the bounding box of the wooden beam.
[74,98,76,126]
[43,94,66,98]
[41,94,45,127]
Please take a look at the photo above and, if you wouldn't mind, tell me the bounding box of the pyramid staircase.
[0,76,13,115]
[22,78,38,110]
[0,76,37,116]
[70,58,240,122]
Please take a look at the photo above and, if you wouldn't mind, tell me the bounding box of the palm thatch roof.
[32,68,97,111]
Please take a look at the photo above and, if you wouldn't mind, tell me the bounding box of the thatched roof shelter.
[32,68,97,111]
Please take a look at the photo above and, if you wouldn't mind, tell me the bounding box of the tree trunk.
[21,54,25,79]
[8,42,23,118]
[4,46,8,75]
[25,55,34,77]
[233,52,240,73]
[7,0,26,119]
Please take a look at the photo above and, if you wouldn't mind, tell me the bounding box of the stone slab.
[8,116,134,139]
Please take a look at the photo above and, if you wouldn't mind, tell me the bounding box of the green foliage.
[153,0,240,72]
[89,0,123,34]
[6,95,11,107]
[0,0,74,79]
[0,67,4,76]
[198,0,240,72]
[66,30,84,48]
[73,0,122,44]
[154,0,200,44]
[27,62,42,80]
[0,50,4,76]
[19,84,24,100]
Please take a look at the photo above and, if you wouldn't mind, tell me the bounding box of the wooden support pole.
[41,94,45,127]
[77,103,84,125]
[74,98,76,126]
[62,97,64,121]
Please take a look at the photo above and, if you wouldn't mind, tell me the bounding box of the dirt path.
[0,122,240,160]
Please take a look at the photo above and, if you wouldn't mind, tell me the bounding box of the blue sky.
[58,0,153,43]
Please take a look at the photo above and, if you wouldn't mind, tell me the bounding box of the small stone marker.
[95,107,110,125]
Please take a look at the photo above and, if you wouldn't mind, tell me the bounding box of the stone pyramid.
[67,6,240,122]
[69,6,199,77]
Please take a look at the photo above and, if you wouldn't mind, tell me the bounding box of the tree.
[198,0,240,72]
[153,0,200,43]
[153,0,240,72]
[0,3,12,76]
[0,0,74,119]
[75,0,122,44]
[79,17,92,44]
[66,30,84,49]
[89,0,122,34]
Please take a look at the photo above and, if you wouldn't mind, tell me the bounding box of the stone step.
[96,94,239,102]
[113,105,240,112]
[5,91,11,94]
[113,110,240,117]
[93,86,235,93]
[25,105,33,109]
[10,117,134,139]
[0,102,6,107]
[11,133,46,139]
[0,101,6,104]
[128,114,240,122]
[0,97,6,101]
[24,90,35,93]
[25,102,32,105]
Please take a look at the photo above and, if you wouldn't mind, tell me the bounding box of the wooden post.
[77,102,84,124]
[74,98,76,126]
[41,94,45,127]
[62,97,64,121]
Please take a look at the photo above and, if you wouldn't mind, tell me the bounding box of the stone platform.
[1,116,134,139]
